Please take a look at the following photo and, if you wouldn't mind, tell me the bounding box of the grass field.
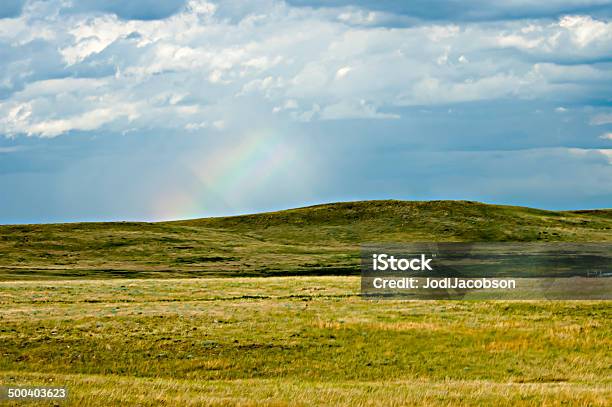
[1,201,611,405]
[1,277,610,406]
[1,200,611,280]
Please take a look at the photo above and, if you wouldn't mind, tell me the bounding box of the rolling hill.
[1,200,611,279]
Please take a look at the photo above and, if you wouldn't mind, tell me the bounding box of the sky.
[0,0,611,224]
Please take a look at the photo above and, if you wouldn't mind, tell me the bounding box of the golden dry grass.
[1,277,610,406]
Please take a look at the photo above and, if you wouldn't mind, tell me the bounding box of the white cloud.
[61,16,134,64]
[337,10,377,26]
[2,103,140,137]
[319,99,399,120]
[600,132,612,140]
[599,149,612,164]
[27,109,118,137]
[0,2,611,137]
[496,34,543,49]
[185,121,208,131]
[495,15,612,57]
[272,99,298,113]
[558,15,611,47]
[567,147,612,165]
[335,66,352,79]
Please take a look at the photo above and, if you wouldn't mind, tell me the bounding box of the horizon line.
[1,198,610,227]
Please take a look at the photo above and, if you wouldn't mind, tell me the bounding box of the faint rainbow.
[151,130,295,220]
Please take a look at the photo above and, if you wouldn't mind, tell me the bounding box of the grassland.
[0,201,611,405]
[1,278,610,406]
[1,200,611,280]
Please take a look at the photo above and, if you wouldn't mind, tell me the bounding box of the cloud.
[567,147,612,165]
[335,65,352,79]
[0,0,25,19]
[1,0,612,222]
[68,0,188,21]
[286,1,612,22]
[558,14,611,46]
[319,100,399,120]
[601,132,612,140]
[0,1,611,139]
[22,107,136,138]
[494,15,612,63]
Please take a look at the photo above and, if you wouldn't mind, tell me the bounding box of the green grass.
[1,200,610,405]
[1,200,611,280]
[0,277,610,406]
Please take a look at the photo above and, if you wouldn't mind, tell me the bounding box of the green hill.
[1,200,611,279]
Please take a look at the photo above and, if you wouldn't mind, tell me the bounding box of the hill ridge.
[0,200,610,279]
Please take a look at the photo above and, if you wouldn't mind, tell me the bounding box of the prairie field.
[1,277,610,406]
[0,201,610,405]
[1,201,611,280]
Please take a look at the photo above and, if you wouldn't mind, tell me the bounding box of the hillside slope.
[1,200,611,279]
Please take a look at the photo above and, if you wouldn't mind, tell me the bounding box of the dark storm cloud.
[0,0,25,19]
[287,0,612,22]
[70,0,188,20]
